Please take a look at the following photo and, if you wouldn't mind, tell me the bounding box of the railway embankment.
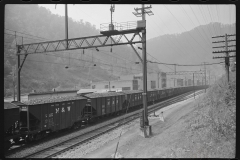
[182,71,236,158]
[77,72,236,158]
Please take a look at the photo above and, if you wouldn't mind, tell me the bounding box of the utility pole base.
[139,125,152,138]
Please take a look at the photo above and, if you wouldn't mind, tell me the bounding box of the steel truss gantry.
[16,28,143,101]
[16,31,143,55]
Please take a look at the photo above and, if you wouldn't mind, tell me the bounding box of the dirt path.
[73,93,204,158]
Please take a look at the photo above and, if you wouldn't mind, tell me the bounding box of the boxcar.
[20,96,87,135]
[121,90,143,109]
[4,102,20,134]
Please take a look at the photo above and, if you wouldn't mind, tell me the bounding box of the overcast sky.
[39,4,236,40]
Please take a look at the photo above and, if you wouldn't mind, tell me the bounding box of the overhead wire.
[5,28,164,74]
[150,7,204,69]
[163,5,209,59]
[189,5,212,42]
[214,5,221,36]
[206,5,217,36]
[198,5,214,37]
[180,5,212,48]
[148,11,191,59]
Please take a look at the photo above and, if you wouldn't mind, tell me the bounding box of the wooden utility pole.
[193,73,195,99]
[203,62,207,92]
[209,70,210,85]
[12,66,16,101]
[212,34,236,83]
[174,64,176,87]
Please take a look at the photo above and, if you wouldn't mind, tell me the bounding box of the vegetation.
[186,70,236,157]
[4,4,235,98]
[4,4,157,96]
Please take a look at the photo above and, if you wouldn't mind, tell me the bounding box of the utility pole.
[174,64,176,87]
[209,70,210,85]
[11,65,16,101]
[65,4,68,49]
[157,72,160,89]
[203,62,207,92]
[133,4,153,137]
[212,34,236,83]
[17,48,21,101]
[193,73,195,99]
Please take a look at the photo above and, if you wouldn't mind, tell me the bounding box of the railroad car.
[83,92,127,118]
[10,96,87,143]
[4,85,208,150]
[4,102,21,150]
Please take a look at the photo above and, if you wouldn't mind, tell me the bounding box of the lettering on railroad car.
[67,106,70,111]
[45,114,48,118]
[112,100,115,105]
[49,113,53,117]
[62,107,65,112]
[56,108,59,113]
[20,106,27,111]
[102,104,105,115]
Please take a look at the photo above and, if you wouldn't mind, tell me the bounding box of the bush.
[205,72,236,141]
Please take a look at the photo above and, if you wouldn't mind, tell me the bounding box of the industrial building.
[90,72,167,91]
[91,79,138,91]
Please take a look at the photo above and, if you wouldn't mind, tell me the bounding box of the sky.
[38,4,236,40]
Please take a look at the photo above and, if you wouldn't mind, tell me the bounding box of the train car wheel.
[25,134,34,143]
[35,133,42,140]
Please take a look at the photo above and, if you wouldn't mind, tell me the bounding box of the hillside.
[4,4,235,97]
[146,22,235,75]
[4,4,159,96]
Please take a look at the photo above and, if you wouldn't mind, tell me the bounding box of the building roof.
[77,89,100,94]
[28,90,78,96]
[91,79,134,84]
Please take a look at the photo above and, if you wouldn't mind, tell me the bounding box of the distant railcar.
[4,85,207,150]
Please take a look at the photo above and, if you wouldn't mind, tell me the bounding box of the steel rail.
[23,89,204,158]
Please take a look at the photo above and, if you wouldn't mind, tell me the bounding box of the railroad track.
[24,90,204,158]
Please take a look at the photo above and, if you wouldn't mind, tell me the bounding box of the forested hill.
[146,22,235,74]
[4,4,157,96]
[4,5,235,97]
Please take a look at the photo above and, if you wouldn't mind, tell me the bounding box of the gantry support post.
[65,4,68,49]
[133,4,153,138]
[17,52,20,102]
[141,4,148,128]
[17,46,28,102]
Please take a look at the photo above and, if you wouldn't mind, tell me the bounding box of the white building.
[91,79,138,91]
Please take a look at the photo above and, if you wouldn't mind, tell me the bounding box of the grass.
[185,71,236,158]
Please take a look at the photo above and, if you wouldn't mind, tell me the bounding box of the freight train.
[4,85,207,150]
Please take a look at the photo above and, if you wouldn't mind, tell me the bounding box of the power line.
[5,28,48,40]
[148,60,224,66]
[198,5,213,37]
[180,5,211,48]
[164,6,209,58]
[189,5,211,43]
[148,12,190,59]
